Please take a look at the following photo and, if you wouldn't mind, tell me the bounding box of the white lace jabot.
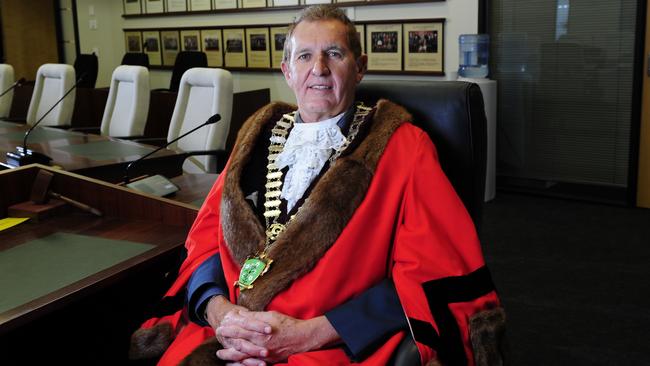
[274,112,347,212]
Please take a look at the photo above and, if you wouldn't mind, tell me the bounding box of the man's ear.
[355,55,368,83]
[281,61,292,83]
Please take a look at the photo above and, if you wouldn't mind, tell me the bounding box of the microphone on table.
[122,113,221,196]
[0,77,26,98]
[5,72,86,167]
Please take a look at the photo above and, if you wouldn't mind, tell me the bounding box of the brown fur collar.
[469,306,508,366]
[221,100,411,310]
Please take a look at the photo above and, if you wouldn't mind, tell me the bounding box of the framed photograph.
[223,28,246,68]
[273,0,298,5]
[161,30,180,66]
[336,0,360,3]
[403,21,444,73]
[242,0,266,7]
[123,0,142,14]
[144,0,164,13]
[125,31,143,53]
[366,23,402,71]
[303,0,330,4]
[142,31,162,66]
[201,29,223,67]
[270,26,288,69]
[166,0,187,11]
[355,24,365,55]
[180,30,201,51]
[213,0,237,9]
[189,0,211,10]
[246,28,270,69]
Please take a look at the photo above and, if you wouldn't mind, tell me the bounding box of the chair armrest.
[111,135,145,140]
[69,126,101,134]
[0,117,26,123]
[184,149,229,173]
[132,137,168,147]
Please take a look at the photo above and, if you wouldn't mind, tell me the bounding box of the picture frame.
[142,31,162,66]
[166,0,188,12]
[403,21,444,73]
[189,0,211,10]
[246,28,271,69]
[201,29,224,67]
[270,26,288,69]
[124,31,143,53]
[161,30,181,66]
[272,0,298,5]
[213,0,238,9]
[303,0,331,4]
[355,24,365,55]
[241,0,266,8]
[223,28,247,68]
[180,30,201,51]
[366,23,402,71]
[144,0,164,13]
[123,0,142,15]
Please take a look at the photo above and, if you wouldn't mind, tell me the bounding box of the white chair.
[0,64,15,118]
[26,63,76,127]
[100,65,150,138]
[167,67,233,173]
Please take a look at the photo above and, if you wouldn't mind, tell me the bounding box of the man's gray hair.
[282,5,362,63]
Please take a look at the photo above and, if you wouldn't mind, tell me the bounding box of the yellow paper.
[0,217,30,231]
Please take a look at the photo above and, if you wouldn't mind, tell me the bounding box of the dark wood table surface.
[0,122,185,183]
[169,173,219,207]
[0,165,198,363]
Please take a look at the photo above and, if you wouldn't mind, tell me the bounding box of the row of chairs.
[73,50,208,93]
[0,63,233,174]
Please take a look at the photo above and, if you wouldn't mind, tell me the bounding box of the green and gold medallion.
[236,255,273,290]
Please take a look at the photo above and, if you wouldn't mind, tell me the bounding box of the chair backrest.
[26,63,76,127]
[167,67,233,173]
[169,51,207,92]
[100,65,150,137]
[356,80,487,227]
[0,64,15,118]
[73,53,98,88]
[121,52,150,68]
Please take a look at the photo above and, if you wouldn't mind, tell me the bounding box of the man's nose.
[311,55,330,76]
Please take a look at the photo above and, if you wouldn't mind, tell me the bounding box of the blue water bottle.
[458,34,489,78]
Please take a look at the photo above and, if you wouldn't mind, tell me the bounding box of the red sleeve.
[166,171,227,296]
[391,128,501,365]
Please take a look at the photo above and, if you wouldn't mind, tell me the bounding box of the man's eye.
[328,51,342,58]
[297,54,310,61]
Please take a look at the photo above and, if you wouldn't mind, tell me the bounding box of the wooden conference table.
[0,165,201,364]
[0,120,186,183]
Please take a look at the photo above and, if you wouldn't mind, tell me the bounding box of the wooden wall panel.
[638,0,650,208]
[1,0,59,80]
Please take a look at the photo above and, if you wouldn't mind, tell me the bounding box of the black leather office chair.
[73,53,98,88]
[121,52,150,68]
[168,51,207,92]
[356,80,488,365]
[356,80,487,227]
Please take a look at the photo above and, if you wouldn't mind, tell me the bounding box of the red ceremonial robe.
[130,100,505,366]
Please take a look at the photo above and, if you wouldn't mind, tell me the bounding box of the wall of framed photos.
[122,0,442,16]
[124,18,445,75]
[74,0,479,101]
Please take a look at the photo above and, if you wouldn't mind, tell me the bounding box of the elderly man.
[131,5,505,366]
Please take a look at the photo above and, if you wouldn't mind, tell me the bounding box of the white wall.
[75,0,478,102]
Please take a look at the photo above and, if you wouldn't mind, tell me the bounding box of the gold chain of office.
[234,103,373,291]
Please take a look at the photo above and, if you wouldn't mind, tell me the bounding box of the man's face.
[281,19,367,123]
